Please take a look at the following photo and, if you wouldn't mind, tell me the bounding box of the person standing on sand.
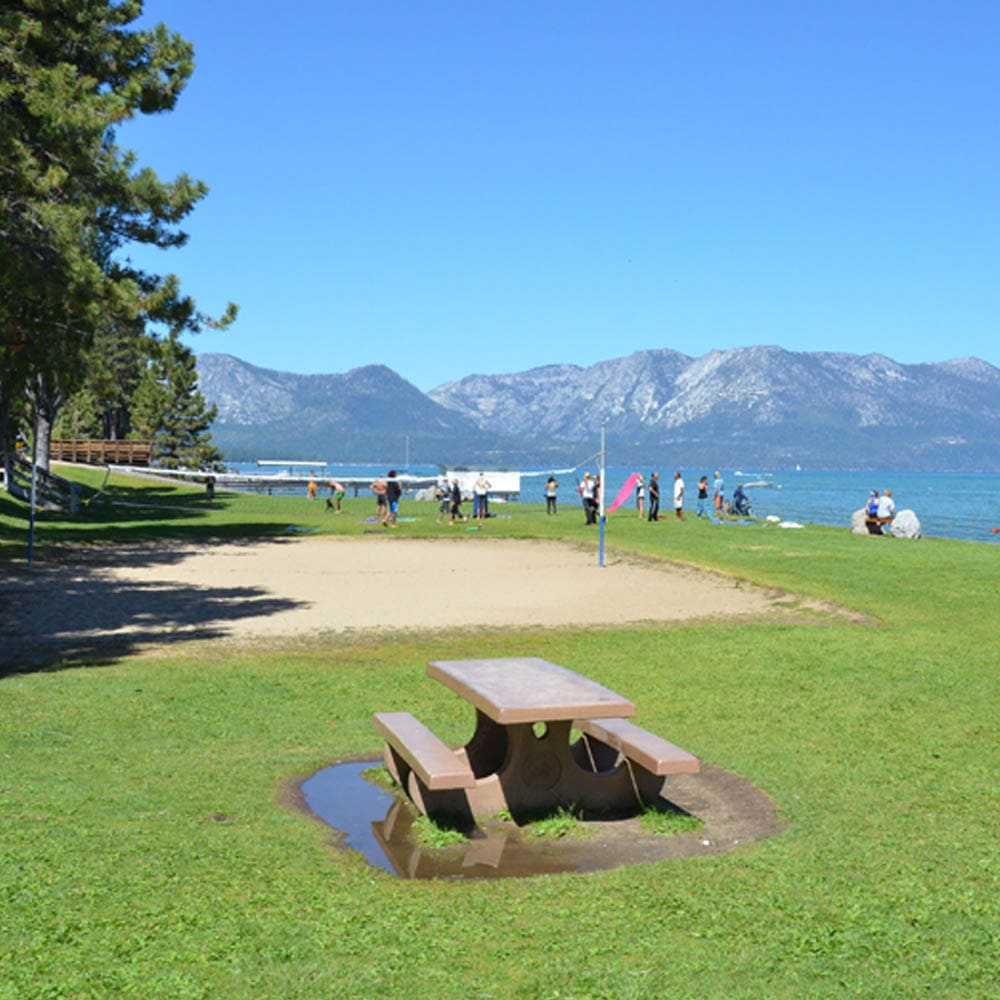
[696,475,709,517]
[545,476,558,515]
[673,471,685,520]
[386,470,402,528]
[648,472,660,521]
[713,471,725,512]
[371,475,388,524]
[635,473,646,519]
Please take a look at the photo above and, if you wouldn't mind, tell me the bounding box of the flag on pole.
[607,472,640,514]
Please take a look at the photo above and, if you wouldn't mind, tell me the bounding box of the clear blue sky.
[125,1,1000,392]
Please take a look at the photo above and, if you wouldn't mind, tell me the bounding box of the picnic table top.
[427,656,636,725]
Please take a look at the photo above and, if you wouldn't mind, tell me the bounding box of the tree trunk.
[34,409,53,472]
[29,371,62,474]
[0,394,10,490]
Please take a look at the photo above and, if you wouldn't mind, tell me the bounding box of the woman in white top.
[474,473,491,521]
[635,473,646,519]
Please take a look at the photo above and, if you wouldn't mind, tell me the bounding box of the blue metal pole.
[598,421,606,567]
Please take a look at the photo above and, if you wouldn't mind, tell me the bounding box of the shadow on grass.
[0,485,307,553]
[0,534,309,676]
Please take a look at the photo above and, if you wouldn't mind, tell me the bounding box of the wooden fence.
[50,439,153,466]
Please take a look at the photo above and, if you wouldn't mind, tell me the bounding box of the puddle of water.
[298,759,785,880]
[302,760,609,879]
[301,760,399,874]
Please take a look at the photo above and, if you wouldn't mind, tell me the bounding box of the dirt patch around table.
[0,536,838,669]
[288,758,785,879]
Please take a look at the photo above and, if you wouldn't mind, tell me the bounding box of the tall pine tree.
[136,335,220,470]
[1,2,236,472]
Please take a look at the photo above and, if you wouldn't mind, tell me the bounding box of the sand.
[0,536,782,666]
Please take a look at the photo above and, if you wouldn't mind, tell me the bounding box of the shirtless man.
[325,480,345,513]
[370,475,388,524]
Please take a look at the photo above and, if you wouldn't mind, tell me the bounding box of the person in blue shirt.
[732,483,750,516]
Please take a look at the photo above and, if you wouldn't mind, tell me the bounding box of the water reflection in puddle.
[301,760,641,880]
[297,759,771,880]
[301,761,399,875]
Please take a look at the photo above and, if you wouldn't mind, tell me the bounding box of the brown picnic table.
[373,656,699,823]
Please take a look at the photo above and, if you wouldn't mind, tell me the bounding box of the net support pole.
[598,421,606,568]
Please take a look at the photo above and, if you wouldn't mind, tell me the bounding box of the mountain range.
[195,347,1000,471]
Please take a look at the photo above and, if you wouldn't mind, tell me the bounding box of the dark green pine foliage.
[0,2,236,465]
[53,317,149,441]
[141,336,221,470]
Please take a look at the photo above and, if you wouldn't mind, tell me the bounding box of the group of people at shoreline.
[305,469,914,537]
[306,468,777,529]
[431,472,493,526]
[567,469,742,524]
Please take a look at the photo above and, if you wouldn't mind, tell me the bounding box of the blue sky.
[125,1,1000,392]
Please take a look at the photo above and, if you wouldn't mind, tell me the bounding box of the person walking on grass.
[386,470,402,528]
[673,471,685,520]
[449,479,468,525]
[696,475,709,518]
[648,472,660,521]
[371,475,388,524]
[545,476,558,515]
[436,477,451,524]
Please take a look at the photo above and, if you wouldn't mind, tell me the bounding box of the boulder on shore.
[850,509,869,535]
[890,509,921,539]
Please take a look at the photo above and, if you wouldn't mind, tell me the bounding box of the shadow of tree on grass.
[0,536,309,676]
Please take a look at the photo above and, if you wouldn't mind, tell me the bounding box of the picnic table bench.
[865,515,894,535]
[372,657,699,822]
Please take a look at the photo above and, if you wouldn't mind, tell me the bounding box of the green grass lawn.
[1,469,997,998]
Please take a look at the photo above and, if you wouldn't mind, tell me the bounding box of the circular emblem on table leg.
[521,751,562,790]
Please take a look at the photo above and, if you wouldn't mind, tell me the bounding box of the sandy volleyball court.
[1,537,782,665]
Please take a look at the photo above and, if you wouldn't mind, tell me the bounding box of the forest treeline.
[1,2,236,475]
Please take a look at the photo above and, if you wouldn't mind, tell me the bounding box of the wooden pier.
[49,439,153,466]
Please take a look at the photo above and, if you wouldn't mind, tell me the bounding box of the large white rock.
[851,509,869,535]
[890,509,921,539]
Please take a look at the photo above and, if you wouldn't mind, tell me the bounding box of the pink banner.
[607,472,641,514]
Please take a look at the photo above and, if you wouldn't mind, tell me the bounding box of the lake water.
[228,462,1000,544]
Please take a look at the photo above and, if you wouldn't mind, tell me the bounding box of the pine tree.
[1,3,236,469]
[143,336,221,470]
